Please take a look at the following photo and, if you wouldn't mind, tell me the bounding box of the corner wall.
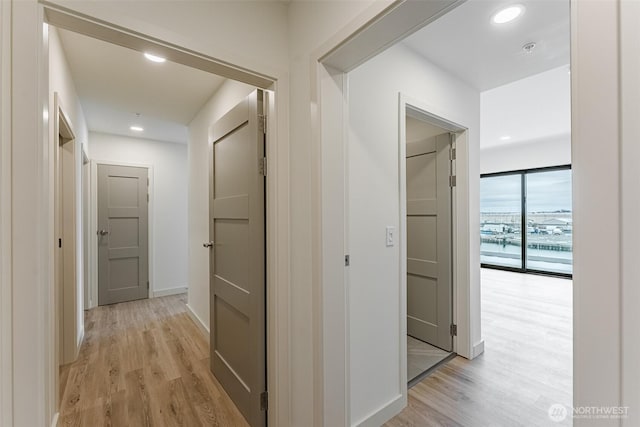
[347,42,481,425]
[88,132,189,297]
[187,79,255,332]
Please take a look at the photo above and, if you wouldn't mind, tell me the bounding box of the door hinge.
[450,147,457,161]
[449,176,457,187]
[58,238,62,248]
[147,281,149,290]
[260,391,268,411]
[258,114,267,134]
[450,324,457,337]
[345,255,350,267]
[147,193,149,202]
[259,157,267,176]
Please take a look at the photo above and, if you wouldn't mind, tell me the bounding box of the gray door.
[208,90,266,427]
[406,133,453,351]
[97,164,149,305]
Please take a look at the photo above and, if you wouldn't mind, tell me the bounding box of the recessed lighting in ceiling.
[492,5,524,24]
[144,52,166,63]
[500,135,511,141]
[130,125,144,132]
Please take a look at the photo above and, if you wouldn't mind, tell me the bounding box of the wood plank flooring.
[386,269,573,427]
[58,294,248,427]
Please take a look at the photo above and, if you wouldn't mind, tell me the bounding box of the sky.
[480,169,572,213]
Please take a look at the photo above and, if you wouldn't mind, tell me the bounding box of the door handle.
[203,241,215,248]
[97,229,109,236]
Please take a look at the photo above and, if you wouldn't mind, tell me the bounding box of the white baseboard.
[472,339,485,358]
[153,286,188,298]
[51,412,59,427]
[354,393,406,427]
[186,303,210,340]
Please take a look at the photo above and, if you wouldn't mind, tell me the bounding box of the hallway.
[58,295,247,426]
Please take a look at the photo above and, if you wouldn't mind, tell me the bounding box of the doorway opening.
[316,0,571,424]
[54,94,79,377]
[403,109,458,387]
[44,5,283,426]
[401,102,468,390]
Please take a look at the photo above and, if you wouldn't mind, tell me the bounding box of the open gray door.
[208,90,266,427]
[97,164,149,305]
[406,133,453,351]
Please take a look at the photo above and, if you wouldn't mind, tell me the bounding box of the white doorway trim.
[400,94,475,361]
[89,160,154,308]
[5,3,290,426]
[54,93,80,372]
[310,1,476,425]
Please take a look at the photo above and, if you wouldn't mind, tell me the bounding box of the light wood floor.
[58,294,248,427]
[386,268,573,427]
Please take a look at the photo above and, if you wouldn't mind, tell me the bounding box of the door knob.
[97,229,109,236]
[203,241,215,248]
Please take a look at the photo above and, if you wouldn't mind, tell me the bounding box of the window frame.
[480,164,573,278]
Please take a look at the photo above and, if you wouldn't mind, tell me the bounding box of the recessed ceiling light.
[144,52,166,63]
[500,135,511,141]
[130,126,144,132]
[492,5,524,24]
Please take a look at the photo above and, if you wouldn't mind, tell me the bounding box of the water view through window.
[480,167,573,275]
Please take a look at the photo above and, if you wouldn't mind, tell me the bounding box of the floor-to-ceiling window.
[479,173,523,269]
[480,165,572,277]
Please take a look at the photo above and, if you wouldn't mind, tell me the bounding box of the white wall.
[5,2,639,427]
[571,1,623,425]
[480,66,571,173]
[480,134,571,174]
[621,3,640,425]
[49,25,88,353]
[287,3,381,424]
[186,79,255,331]
[347,43,480,425]
[88,132,188,296]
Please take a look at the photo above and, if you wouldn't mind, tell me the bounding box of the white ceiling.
[57,28,226,144]
[402,0,570,91]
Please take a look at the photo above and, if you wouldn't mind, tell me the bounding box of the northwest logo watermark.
[548,404,629,422]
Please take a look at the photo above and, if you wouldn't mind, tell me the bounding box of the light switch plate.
[386,226,395,247]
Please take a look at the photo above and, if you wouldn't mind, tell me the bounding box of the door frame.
[54,93,80,370]
[82,147,89,309]
[310,2,476,425]
[399,96,467,389]
[90,160,153,307]
[36,4,292,425]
